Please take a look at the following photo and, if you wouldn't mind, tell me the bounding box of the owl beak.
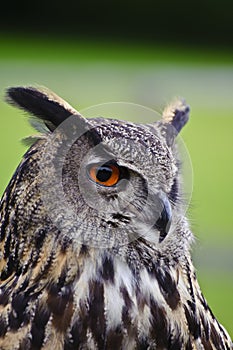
[152,193,172,243]
[133,191,172,244]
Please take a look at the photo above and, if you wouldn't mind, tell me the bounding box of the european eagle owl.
[0,87,232,349]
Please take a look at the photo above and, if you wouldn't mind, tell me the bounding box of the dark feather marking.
[0,253,19,281]
[63,340,73,350]
[88,280,106,349]
[3,228,12,260]
[101,256,115,283]
[57,299,74,333]
[0,287,11,306]
[12,293,29,316]
[218,323,232,348]
[168,333,184,350]
[136,338,152,350]
[0,274,19,306]
[121,305,132,332]
[31,304,51,349]
[185,260,196,314]
[184,304,201,339]
[47,283,74,332]
[66,300,89,348]
[151,265,180,310]
[12,217,20,271]
[150,298,169,348]
[199,292,231,346]
[121,285,137,339]
[9,292,31,330]
[105,327,124,350]
[56,263,70,288]
[121,303,138,346]
[201,339,214,350]
[210,323,225,349]
[200,311,210,341]
[34,228,47,251]
[30,228,48,269]
[185,338,193,350]
[198,291,209,311]
[105,220,119,228]
[121,286,133,310]
[111,213,130,223]
[198,291,231,347]
[0,206,10,242]
[18,338,31,350]
[19,250,34,276]
[0,317,7,337]
[64,317,88,349]
[79,244,89,256]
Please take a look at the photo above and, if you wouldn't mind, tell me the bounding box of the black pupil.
[96,166,113,182]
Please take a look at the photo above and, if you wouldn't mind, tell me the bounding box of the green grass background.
[0,36,232,336]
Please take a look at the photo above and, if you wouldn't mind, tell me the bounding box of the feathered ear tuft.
[6,86,80,132]
[161,98,190,146]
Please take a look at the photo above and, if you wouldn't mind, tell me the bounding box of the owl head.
[6,87,190,252]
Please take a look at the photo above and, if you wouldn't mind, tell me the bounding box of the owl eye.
[88,164,120,187]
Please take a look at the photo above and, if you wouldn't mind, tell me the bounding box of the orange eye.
[88,164,120,187]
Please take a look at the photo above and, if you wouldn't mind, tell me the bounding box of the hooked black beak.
[153,194,172,243]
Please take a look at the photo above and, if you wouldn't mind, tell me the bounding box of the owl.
[0,86,232,350]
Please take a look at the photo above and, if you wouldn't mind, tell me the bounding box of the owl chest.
[67,257,179,349]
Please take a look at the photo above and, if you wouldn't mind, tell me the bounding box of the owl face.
[6,87,190,250]
[59,120,175,246]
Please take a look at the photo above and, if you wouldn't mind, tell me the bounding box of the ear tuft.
[6,86,80,132]
[162,98,190,132]
[162,98,190,146]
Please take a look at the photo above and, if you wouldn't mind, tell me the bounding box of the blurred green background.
[0,0,233,337]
